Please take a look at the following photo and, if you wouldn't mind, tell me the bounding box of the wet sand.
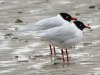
[0,0,100,75]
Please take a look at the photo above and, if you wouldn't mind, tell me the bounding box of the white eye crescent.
[80,24,82,26]
[66,16,68,18]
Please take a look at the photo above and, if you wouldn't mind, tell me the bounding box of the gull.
[20,13,77,55]
[33,21,91,62]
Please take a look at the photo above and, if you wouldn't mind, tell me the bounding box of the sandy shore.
[0,0,100,75]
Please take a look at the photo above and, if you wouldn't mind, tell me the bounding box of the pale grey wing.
[21,23,36,31]
[39,25,76,43]
[22,18,53,31]
[35,17,63,30]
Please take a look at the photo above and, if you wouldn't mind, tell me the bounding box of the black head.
[74,21,91,30]
[60,13,77,22]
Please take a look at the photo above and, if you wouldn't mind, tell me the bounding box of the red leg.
[53,47,56,55]
[49,45,52,55]
[61,49,65,61]
[66,49,69,62]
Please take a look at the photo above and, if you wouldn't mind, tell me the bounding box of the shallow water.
[0,0,100,75]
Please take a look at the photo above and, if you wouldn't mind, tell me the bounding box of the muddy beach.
[0,0,100,75]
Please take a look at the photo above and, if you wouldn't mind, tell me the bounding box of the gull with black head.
[34,21,91,62]
[20,13,77,56]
